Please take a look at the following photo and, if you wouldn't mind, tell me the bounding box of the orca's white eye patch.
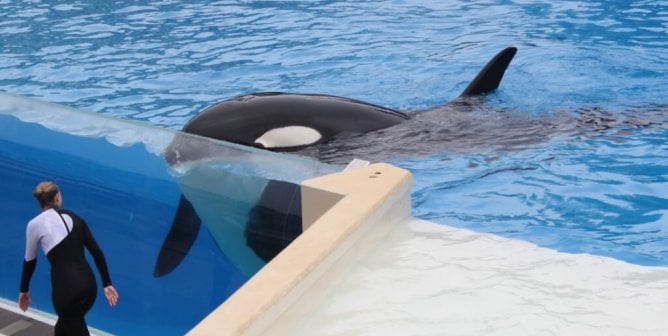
[254,126,322,148]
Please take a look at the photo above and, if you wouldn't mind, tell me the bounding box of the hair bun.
[33,181,60,209]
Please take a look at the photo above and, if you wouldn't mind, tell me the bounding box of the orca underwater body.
[155,47,518,277]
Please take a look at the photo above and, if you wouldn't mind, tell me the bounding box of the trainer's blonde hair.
[33,181,60,209]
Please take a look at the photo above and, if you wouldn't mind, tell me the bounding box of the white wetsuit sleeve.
[24,220,39,262]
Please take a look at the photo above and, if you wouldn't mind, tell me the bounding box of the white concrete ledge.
[188,163,412,336]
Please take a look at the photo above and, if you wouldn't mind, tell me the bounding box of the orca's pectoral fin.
[154,194,202,277]
[459,47,517,97]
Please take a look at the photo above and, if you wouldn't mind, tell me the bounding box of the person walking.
[19,181,119,336]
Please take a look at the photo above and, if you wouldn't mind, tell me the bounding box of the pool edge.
[187,162,412,336]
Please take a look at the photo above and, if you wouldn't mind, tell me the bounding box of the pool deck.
[0,306,53,336]
[0,301,108,336]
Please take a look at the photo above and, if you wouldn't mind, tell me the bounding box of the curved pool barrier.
[189,162,412,335]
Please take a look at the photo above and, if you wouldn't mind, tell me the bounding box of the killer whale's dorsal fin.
[459,47,517,97]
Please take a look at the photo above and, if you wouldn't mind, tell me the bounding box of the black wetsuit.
[20,208,112,336]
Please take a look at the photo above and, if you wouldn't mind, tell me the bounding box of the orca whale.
[165,47,516,158]
[155,47,518,277]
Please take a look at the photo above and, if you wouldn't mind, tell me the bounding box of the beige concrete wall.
[188,163,412,336]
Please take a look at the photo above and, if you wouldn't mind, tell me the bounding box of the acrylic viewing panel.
[0,92,337,335]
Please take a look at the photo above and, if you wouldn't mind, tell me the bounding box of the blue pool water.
[1,0,667,334]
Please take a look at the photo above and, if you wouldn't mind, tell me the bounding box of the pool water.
[407,128,668,266]
[1,0,667,334]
